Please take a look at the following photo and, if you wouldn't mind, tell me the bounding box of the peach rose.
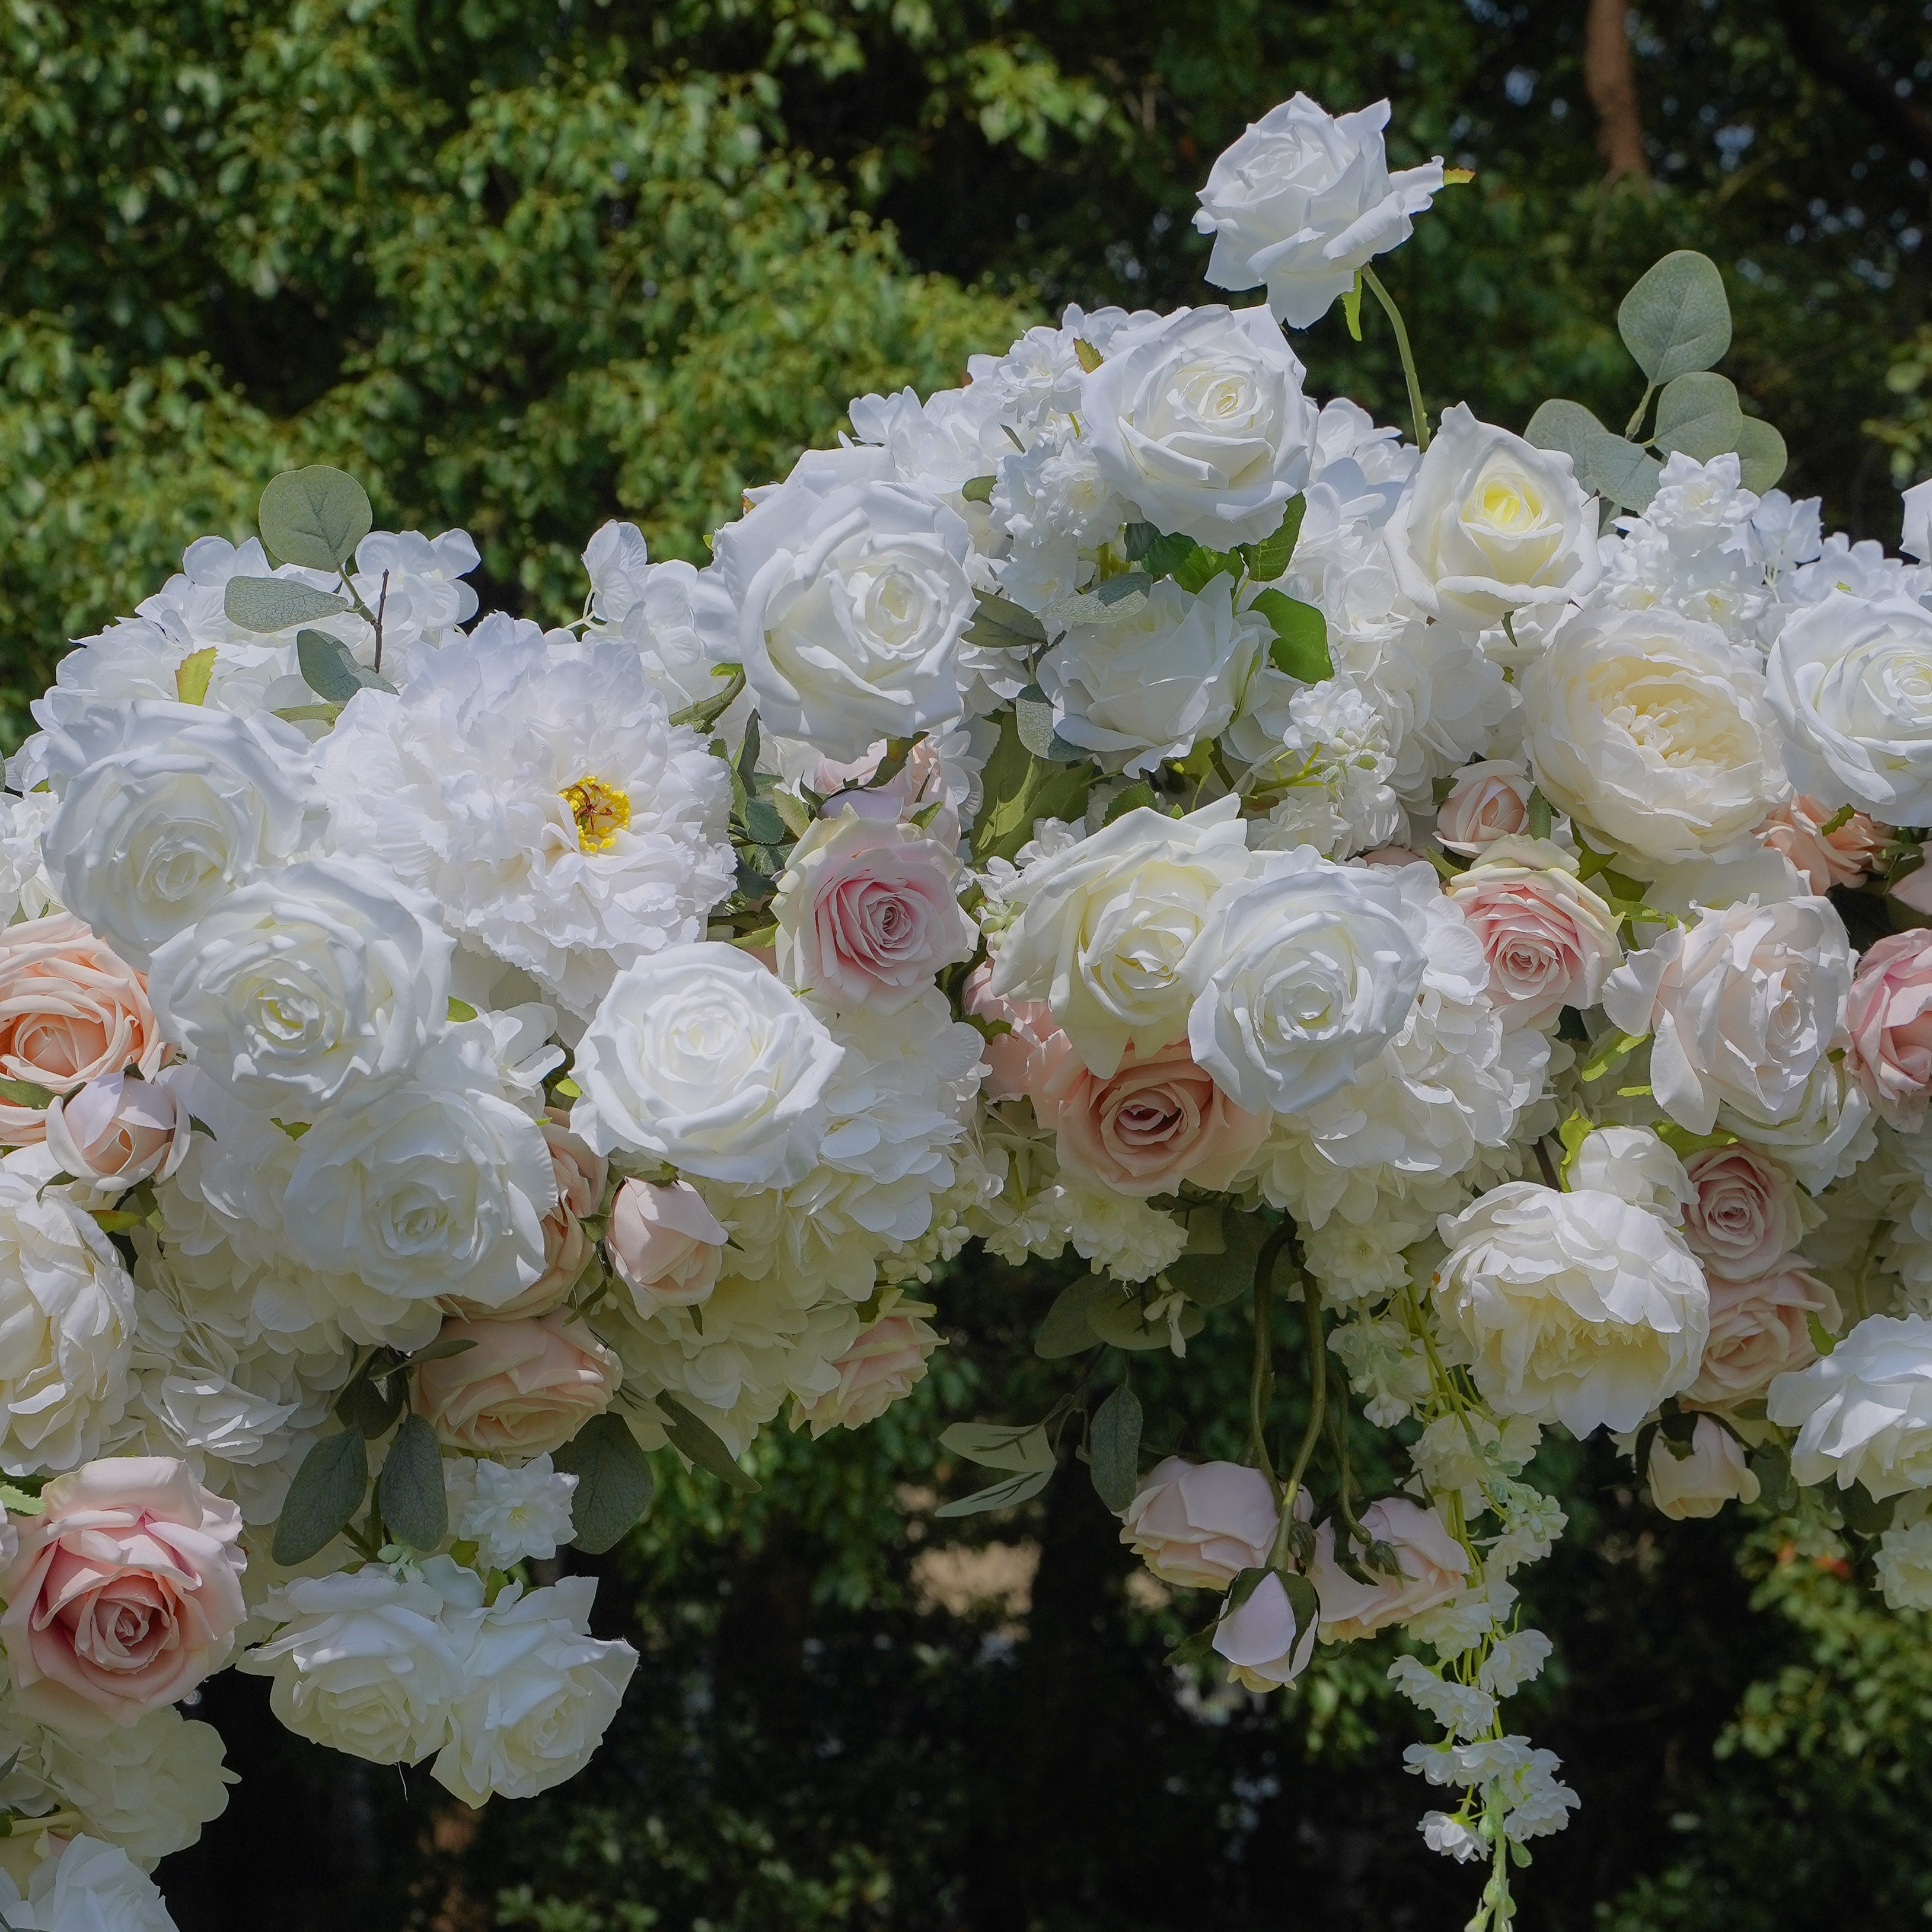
[961,961,1064,1107]
[43,1070,192,1195]
[607,1178,728,1318]
[1120,1457,1280,1590]
[0,1456,244,1735]
[1435,760,1534,855]
[1041,1039,1268,1199]
[1681,1144,1807,1283]
[1648,1414,1760,1519]
[416,1313,620,1457]
[1445,853,1622,1029]
[1756,793,1886,894]
[447,1114,607,1321]
[0,915,165,1145]
[1309,1497,1468,1640]
[1846,930,1932,1128]
[1685,1262,1836,1408]
[791,1291,941,1437]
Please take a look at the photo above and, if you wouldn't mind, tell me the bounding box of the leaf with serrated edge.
[939,1421,1056,1474]
[553,1413,655,1554]
[934,1467,1053,1519]
[272,1431,369,1564]
[174,647,218,705]
[377,1413,448,1551]
[258,466,374,572]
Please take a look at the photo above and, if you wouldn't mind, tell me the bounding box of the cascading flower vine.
[0,87,1928,1932]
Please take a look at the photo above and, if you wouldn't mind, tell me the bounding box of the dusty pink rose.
[1120,1457,1280,1590]
[811,738,961,847]
[0,1456,244,1735]
[607,1178,729,1317]
[1756,793,1887,893]
[1436,760,1534,855]
[1846,929,1932,1128]
[1041,1039,1268,1198]
[43,1070,191,1193]
[1648,1415,1760,1519]
[0,914,167,1146]
[444,1114,607,1320]
[1309,1497,1468,1640]
[1685,1262,1837,1408]
[792,1291,941,1437]
[1445,855,1622,1029]
[416,1312,620,1456]
[1211,1570,1319,1689]
[961,960,1065,1105]
[773,810,976,1013]
[1681,1144,1807,1283]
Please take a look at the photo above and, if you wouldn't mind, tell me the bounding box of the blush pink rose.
[1211,1570,1319,1689]
[1120,1457,1280,1590]
[1436,761,1534,855]
[1041,1039,1268,1198]
[1309,1497,1468,1641]
[1445,855,1622,1030]
[810,738,961,848]
[416,1313,620,1457]
[1756,793,1887,894]
[43,1070,192,1194]
[0,1456,244,1735]
[774,811,977,1013]
[1685,1261,1837,1408]
[0,915,167,1146]
[444,1114,607,1321]
[961,960,1065,1106]
[1846,930,1932,1128]
[791,1291,941,1437]
[608,1178,729,1318]
[1681,1144,1807,1283]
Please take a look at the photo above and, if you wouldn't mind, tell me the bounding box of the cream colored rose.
[1647,1415,1759,1519]
[1565,1124,1694,1224]
[415,1313,620,1457]
[1210,1571,1318,1690]
[1119,1456,1279,1590]
[1435,760,1534,856]
[1309,1498,1468,1640]
[606,1177,728,1318]
[44,1071,192,1197]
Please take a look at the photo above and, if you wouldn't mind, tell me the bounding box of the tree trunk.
[1585,0,1650,183]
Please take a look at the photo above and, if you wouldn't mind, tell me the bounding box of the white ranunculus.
[279,1032,555,1315]
[713,445,975,761]
[444,1453,579,1569]
[0,1836,176,1932]
[1181,845,1425,1113]
[988,795,1253,1078]
[570,942,844,1185]
[37,701,326,966]
[1078,305,1318,546]
[1565,1125,1694,1225]
[1041,575,1270,776]
[1385,405,1601,626]
[1768,1312,1932,1497]
[148,856,453,1115]
[1522,607,1788,868]
[1602,896,1853,1137]
[0,1148,135,1474]
[1193,95,1445,328]
[1765,591,1932,824]
[432,1576,637,1806]
[34,1705,234,1867]
[1433,1184,1710,1436]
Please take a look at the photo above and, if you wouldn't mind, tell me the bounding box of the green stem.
[1361,266,1429,451]
[1247,1219,1294,1492]
[1281,1265,1327,1516]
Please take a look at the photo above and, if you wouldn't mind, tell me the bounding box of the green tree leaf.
[222,576,349,633]
[969,708,1095,866]
[257,465,373,571]
[964,593,1049,652]
[272,1430,369,1565]
[1652,372,1745,461]
[553,1412,656,1554]
[1238,495,1306,582]
[1249,588,1332,682]
[1617,251,1733,384]
[377,1411,448,1552]
[1088,1382,1143,1513]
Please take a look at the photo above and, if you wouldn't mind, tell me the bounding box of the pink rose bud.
[416,1312,621,1458]
[1308,1497,1468,1640]
[1435,761,1534,855]
[1685,1262,1837,1408]
[1119,1457,1281,1590]
[791,1292,942,1437]
[1847,929,1932,1129]
[962,960,1066,1107]
[43,1069,192,1192]
[607,1178,729,1318]
[1756,793,1886,894]
[1211,1570,1319,1689]
[0,1456,245,1735]
[1681,1145,1807,1283]
[1648,1415,1761,1519]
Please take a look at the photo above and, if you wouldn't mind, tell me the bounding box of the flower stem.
[1247,1218,1295,1493]
[1281,1265,1327,1516]
[1361,266,1430,451]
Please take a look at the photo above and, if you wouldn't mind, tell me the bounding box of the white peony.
[1565,1124,1694,1224]
[0,1836,177,1932]
[1193,95,1445,328]
[1433,1183,1710,1436]
[31,1704,234,1867]
[1768,1312,1932,1497]
[444,1453,579,1568]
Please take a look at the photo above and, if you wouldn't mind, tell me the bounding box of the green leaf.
[222,576,350,633]
[654,1391,759,1493]
[298,629,395,703]
[969,709,1095,866]
[377,1412,448,1551]
[1139,531,1200,581]
[272,703,344,726]
[1088,1382,1143,1513]
[0,1077,55,1110]
[272,1430,369,1565]
[1525,398,1609,473]
[1073,337,1102,372]
[0,1483,45,1516]
[1845,1483,1896,1537]
[1172,543,1240,595]
[1580,429,1664,512]
[1034,1274,1112,1358]
[1249,588,1332,683]
[1732,416,1789,493]
[1088,1285,1204,1352]
[668,662,745,734]
[410,1336,478,1365]
[939,1421,1056,1475]
[964,593,1049,652]
[1652,372,1745,462]
[174,646,218,706]
[1341,272,1364,342]
[335,1363,407,1439]
[1013,684,1062,760]
[553,1413,656,1554]
[1579,1028,1648,1083]
[257,465,374,572]
[1617,251,1733,384]
[1102,780,1157,827]
[1164,1209,1270,1310]
[1238,495,1306,582]
[446,997,478,1022]
[1121,521,1159,561]
[960,474,994,504]
[1527,788,1554,841]
[1279,1569,1321,1635]
[934,1466,1053,1519]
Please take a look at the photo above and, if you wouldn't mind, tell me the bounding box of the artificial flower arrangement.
[0,88,1930,1932]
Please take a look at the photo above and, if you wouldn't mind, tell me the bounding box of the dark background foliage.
[7,1,1932,1925]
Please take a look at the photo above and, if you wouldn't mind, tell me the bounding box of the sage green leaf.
[1525,398,1609,475]
[1088,1284,1204,1352]
[1652,372,1745,461]
[298,629,396,703]
[964,592,1048,652]
[222,576,349,633]
[1733,416,1789,492]
[377,1412,448,1551]
[1013,684,1062,760]
[1617,251,1732,383]
[939,1421,1055,1474]
[1088,1382,1143,1513]
[335,1367,407,1439]
[934,1466,1053,1519]
[553,1413,656,1554]
[1165,1210,1270,1310]
[0,1076,54,1110]
[1034,1274,1112,1358]
[1579,429,1663,512]
[258,465,373,571]
[1042,575,1152,632]
[655,1390,759,1492]
[272,1430,369,1565]
[1249,588,1331,682]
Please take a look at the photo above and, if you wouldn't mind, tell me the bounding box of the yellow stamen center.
[560,776,632,853]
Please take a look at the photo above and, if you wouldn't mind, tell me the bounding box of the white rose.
[988,795,1252,1077]
[1646,1415,1760,1519]
[1041,575,1270,776]
[1385,405,1601,626]
[444,1453,579,1569]
[1768,1312,1932,1497]
[0,1837,176,1932]
[34,1705,234,1867]
[1193,95,1445,328]
[148,856,454,1115]
[1181,845,1424,1113]
[432,1576,637,1805]
[1433,1184,1710,1436]
[1522,607,1787,867]
[1565,1125,1694,1224]
[570,942,844,1185]
[1601,896,1853,1136]
[238,1558,483,1764]
[1079,305,1318,546]
[39,701,326,965]
[713,445,975,761]
[1766,591,1932,823]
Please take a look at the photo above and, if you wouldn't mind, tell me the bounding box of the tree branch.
[1585,0,1650,183]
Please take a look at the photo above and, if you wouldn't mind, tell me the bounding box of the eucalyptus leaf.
[1617,251,1732,384]
[1732,415,1789,492]
[1089,1382,1143,1513]
[934,1466,1053,1519]
[1034,1274,1113,1358]
[1249,588,1332,683]
[1014,684,1063,760]
[1579,429,1663,512]
[1088,1285,1204,1352]
[1525,398,1608,472]
[939,1420,1056,1475]
[258,465,374,572]
[298,629,396,703]
[1652,372,1745,462]
[1041,579,1150,631]
[377,1413,448,1551]
[553,1412,656,1554]
[272,1430,369,1565]
[655,1390,760,1492]
[1165,1210,1270,1310]
[222,576,350,633]
[964,593,1048,652]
